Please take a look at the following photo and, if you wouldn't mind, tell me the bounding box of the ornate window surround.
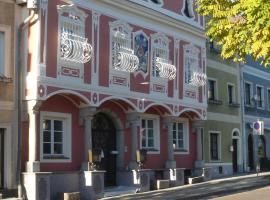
[57,4,90,81]
[151,32,176,81]
[133,30,150,78]
[109,20,139,74]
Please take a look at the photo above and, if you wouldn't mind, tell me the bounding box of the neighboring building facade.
[242,57,270,172]
[21,0,207,198]
[199,42,243,177]
[0,0,18,190]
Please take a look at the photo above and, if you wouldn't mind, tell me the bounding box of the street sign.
[253,120,264,135]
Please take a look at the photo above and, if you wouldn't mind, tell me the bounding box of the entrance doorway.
[232,139,238,173]
[0,129,4,188]
[92,113,117,187]
[248,134,254,170]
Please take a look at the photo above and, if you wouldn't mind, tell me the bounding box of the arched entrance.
[248,134,254,170]
[92,112,117,186]
[232,130,241,173]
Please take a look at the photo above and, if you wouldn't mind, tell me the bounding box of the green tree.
[197,0,270,66]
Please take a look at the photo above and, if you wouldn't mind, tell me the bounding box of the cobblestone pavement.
[102,172,270,200]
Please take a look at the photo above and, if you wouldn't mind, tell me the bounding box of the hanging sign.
[253,120,264,135]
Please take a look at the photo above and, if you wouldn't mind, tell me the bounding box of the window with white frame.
[57,5,90,77]
[0,25,11,78]
[40,112,71,162]
[256,85,264,108]
[208,79,217,100]
[0,31,5,76]
[184,44,199,84]
[173,121,189,152]
[140,117,160,152]
[151,33,169,78]
[267,89,270,110]
[245,82,252,105]
[227,83,235,104]
[210,132,220,161]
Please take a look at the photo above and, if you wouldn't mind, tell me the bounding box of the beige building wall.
[0,0,17,189]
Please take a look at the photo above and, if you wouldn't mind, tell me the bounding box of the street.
[212,186,270,200]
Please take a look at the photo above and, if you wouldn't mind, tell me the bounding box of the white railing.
[60,32,93,63]
[113,47,139,72]
[189,70,207,86]
[156,57,176,80]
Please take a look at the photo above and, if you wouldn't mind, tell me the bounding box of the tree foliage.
[197,0,270,66]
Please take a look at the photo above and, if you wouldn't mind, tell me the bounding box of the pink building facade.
[22,0,207,199]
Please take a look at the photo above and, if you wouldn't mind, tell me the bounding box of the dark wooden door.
[248,134,254,170]
[0,129,4,188]
[232,139,238,173]
[92,113,116,187]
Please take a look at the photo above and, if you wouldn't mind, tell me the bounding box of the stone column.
[80,107,96,170]
[26,100,42,172]
[127,113,140,170]
[194,127,205,168]
[164,117,176,169]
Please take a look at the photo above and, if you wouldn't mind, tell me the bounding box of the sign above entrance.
[253,120,264,135]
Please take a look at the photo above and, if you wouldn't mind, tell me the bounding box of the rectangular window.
[172,122,190,153]
[267,89,270,110]
[40,112,71,162]
[210,132,220,161]
[141,119,155,149]
[256,86,263,108]
[0,31,5,76]
[245,82,251,105]
[208,79,216,100]
[228,84,234,104]
[42,119,64,156]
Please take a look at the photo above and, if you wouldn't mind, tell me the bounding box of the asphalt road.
[102,173,270,200]
[212,185,270,200]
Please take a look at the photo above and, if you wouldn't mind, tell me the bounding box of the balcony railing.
[208,99,223,105]
[60,32,93,63]
[155,57,176,80]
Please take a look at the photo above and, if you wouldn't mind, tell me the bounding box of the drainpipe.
[239,63,246,172]
[16,8,35,198]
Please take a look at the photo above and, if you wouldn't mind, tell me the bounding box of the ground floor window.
[40,112,71,162]
[210,132,220,161]
[140,115,160,153]
[172,120,189,153]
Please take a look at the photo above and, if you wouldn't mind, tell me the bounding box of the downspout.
[16,9,35,198]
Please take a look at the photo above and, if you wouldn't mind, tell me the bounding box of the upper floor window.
[245,82,252,105]
[183,0,195,18]
[184,44,200,85]
[208,79,217,100]
[227,84,235,104]
[267,89,270,110]
[0,31,4,76]
[57,5,92,64]
[256,85,264,108]
[134,31,149,74]
[110,20,139,73]
[40,112,71,162]
[173,121,189,153]
[210,132,220,161]
[0,25,11,79]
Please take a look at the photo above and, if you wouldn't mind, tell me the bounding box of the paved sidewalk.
[102,172,270,200]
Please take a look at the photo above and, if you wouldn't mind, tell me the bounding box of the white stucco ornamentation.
[60,32,93,63]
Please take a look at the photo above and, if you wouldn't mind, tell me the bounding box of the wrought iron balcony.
[155,57,176,80]
[208,99,223,105]
[60,32,93,63]
[113,47,139,72]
